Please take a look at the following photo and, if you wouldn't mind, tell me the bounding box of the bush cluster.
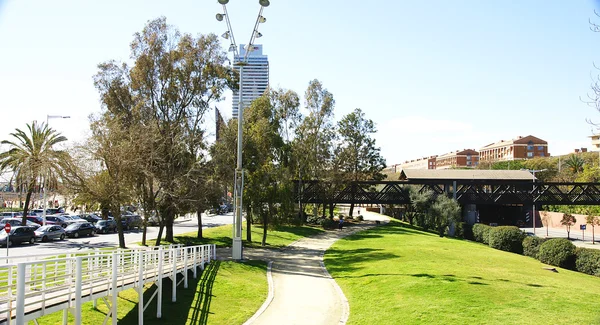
[305,215,322,225]
[488,226,526,254]
[538,238,576,270]
[319,217,336,230]
[522,236,546,259]
[472,224,492,244]
[456,222,473,240]
[575,248,600,276]
[354,215,364,221]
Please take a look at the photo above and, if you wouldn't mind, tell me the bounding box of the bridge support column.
[157,247,163,319]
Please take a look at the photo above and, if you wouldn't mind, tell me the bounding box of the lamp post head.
[218,0,229,4]
[259,0,270,7]
[216,13,225,21]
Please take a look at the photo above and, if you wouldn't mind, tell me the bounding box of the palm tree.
[563,154,584,174]
[0,122,70,225]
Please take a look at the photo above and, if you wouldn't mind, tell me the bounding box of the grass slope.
[30,260,267,325]
[324,220,600,325]
[149,224,324,249]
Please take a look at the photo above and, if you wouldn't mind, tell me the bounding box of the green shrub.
[538,238,576,269]
[522,236,546,259]
[488,226,526,254]
[320,217,336,230]
[472,224,492,244]
[455,222,473,240]
[575,248,600,276]
[306,215,322,225]
[354,215,364,221]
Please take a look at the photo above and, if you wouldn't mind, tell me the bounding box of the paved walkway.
[217,211,389,325]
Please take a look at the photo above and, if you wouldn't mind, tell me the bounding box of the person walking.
[338,217,344,230]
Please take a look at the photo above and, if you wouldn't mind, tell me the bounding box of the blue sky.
[1,0,600,166]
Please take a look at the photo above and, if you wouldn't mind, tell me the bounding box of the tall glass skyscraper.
[232,44,269,118]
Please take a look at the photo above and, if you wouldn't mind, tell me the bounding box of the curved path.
[220,211,389,325]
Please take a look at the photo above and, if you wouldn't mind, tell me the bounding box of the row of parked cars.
[0,211,144,247]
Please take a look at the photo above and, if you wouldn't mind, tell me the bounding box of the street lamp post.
[216,0,270,260]
[523,168,547,235]
[41,115,70,226]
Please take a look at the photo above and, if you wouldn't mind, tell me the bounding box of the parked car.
[34,225,66,242]
[1,212,22,219]
[26,216,44,225]
[81,214,102,223]
[95,220,117,234]
[64,215,87,225]
[121,215,143,231]
[65,222,96,238]
[0,226,35,246]
[45,215,69,228]
[0,218,41,230]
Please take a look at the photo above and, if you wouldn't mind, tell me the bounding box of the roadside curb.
[243,260,274,325]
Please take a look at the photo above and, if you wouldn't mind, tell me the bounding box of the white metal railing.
[0,244,216,325]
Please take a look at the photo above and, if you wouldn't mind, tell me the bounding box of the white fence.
[0,244,217,325]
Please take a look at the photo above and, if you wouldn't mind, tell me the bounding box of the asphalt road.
[522,226,600,249]
[0,212,234,257]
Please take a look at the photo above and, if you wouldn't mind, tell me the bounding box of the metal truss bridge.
[294,180,600,205]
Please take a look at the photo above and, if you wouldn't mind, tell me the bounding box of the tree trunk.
[262,207,269,247]
[155,224,164,246]
[21,189,33,226]
[349,203,354,218]
[197,210,203,239]
[114,211,126,248]
[142,223,147,246]
[329,202,334,218]
[165,216,174,242]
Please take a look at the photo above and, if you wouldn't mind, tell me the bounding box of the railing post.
[112,253,118,325]
[157,247,163,318]
[75,257,83,325]
[212,244,216,260]
[172,247,177,302]
[183,248,188,289]
[15,263,25,325]
[200,246,205,270]
[138,251,144,325]
[192,247,197,279]
[93,249,99,308]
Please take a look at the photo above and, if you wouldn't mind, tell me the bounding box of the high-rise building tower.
[232,44,269,118]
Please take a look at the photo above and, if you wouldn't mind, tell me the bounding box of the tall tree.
[294,80,335,217]
[0,122,71,226]
[336,108,386,216]
[561,213,577,240]
[94,17,234,243]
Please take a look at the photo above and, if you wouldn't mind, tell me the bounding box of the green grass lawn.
[146,224,324,249]
[324,220,600,325]
[30,260,267,325]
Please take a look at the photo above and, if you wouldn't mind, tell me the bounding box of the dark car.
[95,220,117,234]
[81,214,102,223]
[0,226,36,246]
[34,225,66,242]
[121,215,142,231]
[45,215,69,228]
[65,222,96,238]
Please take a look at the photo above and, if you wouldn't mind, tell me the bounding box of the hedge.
[472,224,492,244]
[488,226,526,254]
[575,248,600,276]
[522,236,546,259]
[538,238,576,269]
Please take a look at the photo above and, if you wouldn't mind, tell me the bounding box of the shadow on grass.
[336,272,544,288]
[325,248,401,273]
[119,261,220,325]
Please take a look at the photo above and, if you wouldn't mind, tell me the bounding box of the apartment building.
[479,135,548,162]
[399,156,437,171]
[436,149,479,169]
